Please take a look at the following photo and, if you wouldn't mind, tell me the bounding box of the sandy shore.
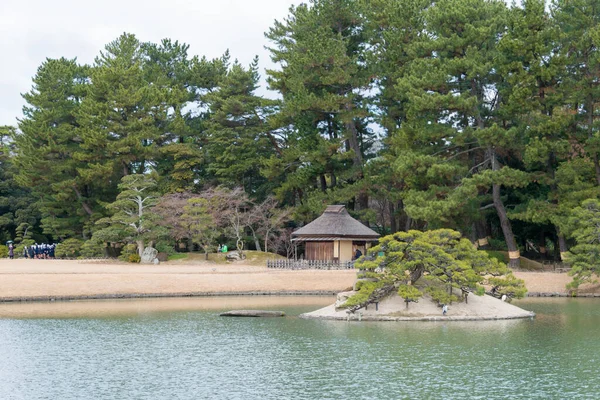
[0,259,597,302]
[0,259,356,301]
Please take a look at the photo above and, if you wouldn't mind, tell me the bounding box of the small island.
[302,229,534,321]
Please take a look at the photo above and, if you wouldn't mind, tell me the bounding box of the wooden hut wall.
[306,242,334,261]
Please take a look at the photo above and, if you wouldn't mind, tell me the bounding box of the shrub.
[118,244,138,262]
[55,238,84,259]
[128,253,141,263]
[80,239,106,258]
[14,239,35,258]
[0,245,7,258]
[155,242,176,256]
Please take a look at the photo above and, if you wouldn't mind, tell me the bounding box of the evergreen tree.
[565,199,600,290]
[76,34,165,184]
[93,174,161,257]
[345,229,526,310]
[392,0,528,267]
[14,58,92,239]
[204,57,277,199]
[265,0,375,216]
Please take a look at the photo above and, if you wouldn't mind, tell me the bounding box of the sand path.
[0,259,356,300]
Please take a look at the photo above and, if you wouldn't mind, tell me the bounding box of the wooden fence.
[266,259,356,270]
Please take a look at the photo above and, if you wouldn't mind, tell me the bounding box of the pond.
[0,296,598,399]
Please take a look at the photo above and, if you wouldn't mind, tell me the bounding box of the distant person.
[501,294,507,302]
[27,245,34,259]
[8,244,14,259]
[23,246,28,259]
[353,249,363,260]
[217,244,222,253]
[221,245,228,253]
[442,304,448,316]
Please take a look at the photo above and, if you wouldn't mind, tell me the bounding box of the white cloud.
[0,0,301,125]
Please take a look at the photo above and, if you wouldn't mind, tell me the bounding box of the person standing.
[8,244,14,259]
[442,304,448,316]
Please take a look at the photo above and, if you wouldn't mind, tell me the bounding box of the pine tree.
[204,57,277,199]
[93,174,161,257]
[265,0,375,215]
[76,34,164,184]
[14,58,93,239]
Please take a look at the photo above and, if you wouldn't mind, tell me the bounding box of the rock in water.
[219,310,285,317]
[140,247,159,264]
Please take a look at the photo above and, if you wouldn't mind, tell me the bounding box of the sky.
[0,0,303,126]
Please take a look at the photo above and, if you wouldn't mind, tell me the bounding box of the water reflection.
[0,297,599,399]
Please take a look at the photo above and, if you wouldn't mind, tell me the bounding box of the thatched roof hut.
[292,205,379,262]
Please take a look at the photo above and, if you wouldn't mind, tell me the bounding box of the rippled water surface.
[0,296,599,399]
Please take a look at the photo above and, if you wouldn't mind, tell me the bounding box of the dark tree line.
[2,0,600,285]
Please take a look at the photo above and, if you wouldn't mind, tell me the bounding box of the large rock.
[225,251,246,261]
[335,290,357,310]
[140,247,159,264]
[219,310,285,317]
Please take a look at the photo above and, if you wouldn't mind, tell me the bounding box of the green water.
[0,297,598,399]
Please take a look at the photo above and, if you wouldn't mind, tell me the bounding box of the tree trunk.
[72,186,93,216]
[491,151,520,268]
[404,215,412,232]
[136,240,144,257]
[320,174,327,192]
[253,234,262,252]
[539,231,547,260]
[557,228,568,262]
[389,201,397,233]
[476,220,490,249]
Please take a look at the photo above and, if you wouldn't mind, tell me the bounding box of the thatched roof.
[292,205,380,241]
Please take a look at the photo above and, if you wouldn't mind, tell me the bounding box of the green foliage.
[93,174,160,256]
[118,244,138,262]
[566,199,600,289]
[348,229,526,307]
[425,286,458,306]
[154,242,176,256]
[14,239,35,258]
[128,254,141,263]
[0,245,7,258]
[80,239,106,258]
[55,238,84,259]
[5,1,600,273]
[181,198,218,255]
[486,251,508,264]
[397,284,423,308]
[167,253,188,261]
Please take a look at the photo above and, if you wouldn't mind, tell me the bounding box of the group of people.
[217,244,228,253]
[22,243,56,259]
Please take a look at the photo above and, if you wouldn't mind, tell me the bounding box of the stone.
[140,247,158,264]
[156,252,169,262]
[225,251,246,261]
[335,290,357,310]
[219,310,285,317]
